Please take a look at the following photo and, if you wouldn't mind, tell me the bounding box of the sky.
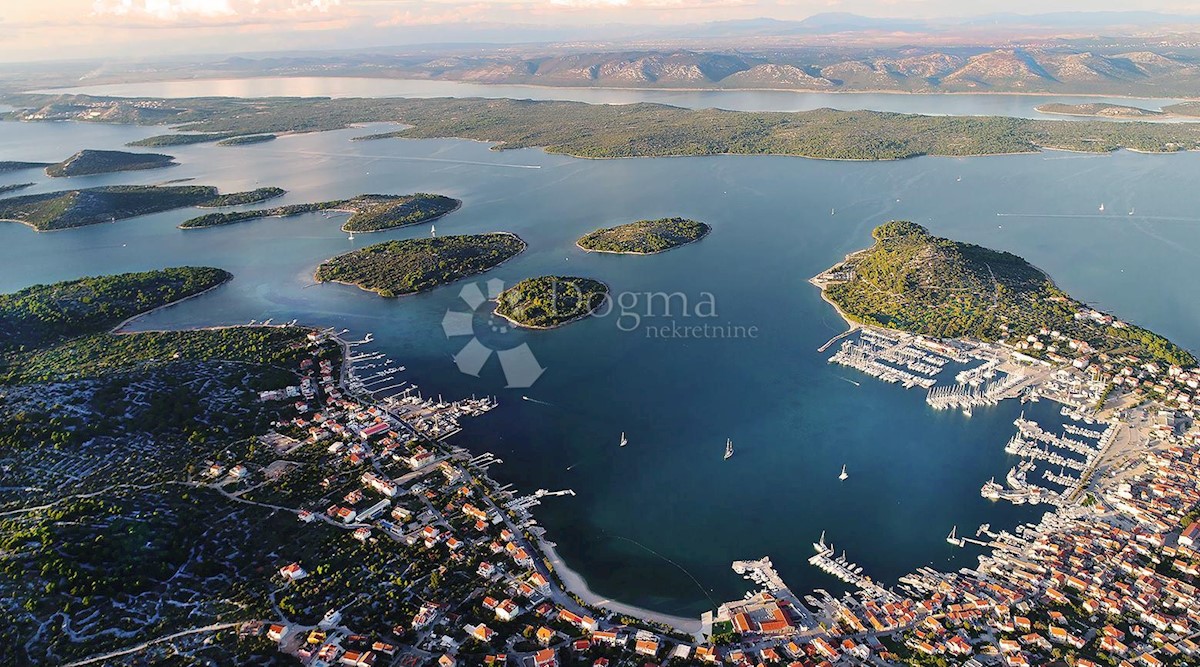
[2,0,1198,62]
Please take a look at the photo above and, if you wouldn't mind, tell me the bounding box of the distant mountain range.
[193,46,1200,96]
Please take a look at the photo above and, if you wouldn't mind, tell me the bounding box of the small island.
[0,184,289,231]
[577,217,710,254]
[314,233,526,298]
[216,134,276,146]
[0,161,51,173]
[494,276,609,329]
[0,183,34,195]
[45,149,176,177]
[813,220,1194,367]
[179,193,459,231]
[1036,103,1166,119]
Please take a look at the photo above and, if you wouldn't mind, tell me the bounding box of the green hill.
[0,185,285,231]
[315,233,526,297]
[818,221,1193,367]
[179,192,459,231]
[45,149,176,177]
[577,217,710,254]
[0,267,230,353]
[495,276,609,328]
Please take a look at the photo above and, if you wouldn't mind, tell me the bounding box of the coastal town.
[189,286,1200,667]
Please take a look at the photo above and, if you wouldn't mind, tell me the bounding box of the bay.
[2,117,1199,618]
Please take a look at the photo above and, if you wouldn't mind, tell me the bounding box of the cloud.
[92,0,341,21]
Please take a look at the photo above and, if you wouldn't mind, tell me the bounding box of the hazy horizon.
[6,1,1200,63]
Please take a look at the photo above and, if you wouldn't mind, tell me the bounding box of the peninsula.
[179,193,459,231]
[216,134,276,146]
[0,184,290,231]
[1036,103,1167,119]
[577,217,710,254]
[0,183,33,195]
[0,161,51,173]
[494,276,609,329]
[9,93,1200,161]
[812,220,1194,368]
[44,149,176,177]
[314,233,526,297]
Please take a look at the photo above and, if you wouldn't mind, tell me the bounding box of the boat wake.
[522,395,554,406]
[838,377,861,387]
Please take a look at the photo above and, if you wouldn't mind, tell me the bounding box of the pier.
[828,339,938,389]
[809,535,890,599]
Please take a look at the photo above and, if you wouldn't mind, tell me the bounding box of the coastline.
[575,225,711,255]
[492,279,610,330]
[33,74,1200,102]
[312,231,528,298]
[339,197,462,234]
[110,275,233,333]
[534,533,704,635]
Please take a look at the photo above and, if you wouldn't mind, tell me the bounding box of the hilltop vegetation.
[197,186,286,208]
[315,233,526,297]
[0,161,50,173]
[0,184,287,231]
[9,94,1200,161]
[45,149,175,177]
[180,192,458,231]
[818,221,1194,367]
[495,276,609,329]
[0,267,230,355]
[577,217,710,254]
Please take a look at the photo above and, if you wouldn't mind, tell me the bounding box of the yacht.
[619,432,628,448]
[724,438,734,460]
[1099,203,1105,212]
[839,464,848,481]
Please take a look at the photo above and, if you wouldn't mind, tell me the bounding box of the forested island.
[9,93,1200,161]
[0,161,51,173]
[314,233,526,297]
[1036,103,1166,119]
[0,184,289,231]
[44,149,176,177]
[494,276,609,329]
[0,183,33,195]
[577,217,710,254]
[179,192,458,231]
[814,220,1194,368]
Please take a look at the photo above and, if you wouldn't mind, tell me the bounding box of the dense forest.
[0,266,230,355]
[196,186,286,208]
[44,149,176,177]
[179,192,458,231]
[821,221,1195,367]
[315,233,526,297]
[577,217,710,254]
[8,93,1200,161]
[0,185,289,231]
[495,276,609,328]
